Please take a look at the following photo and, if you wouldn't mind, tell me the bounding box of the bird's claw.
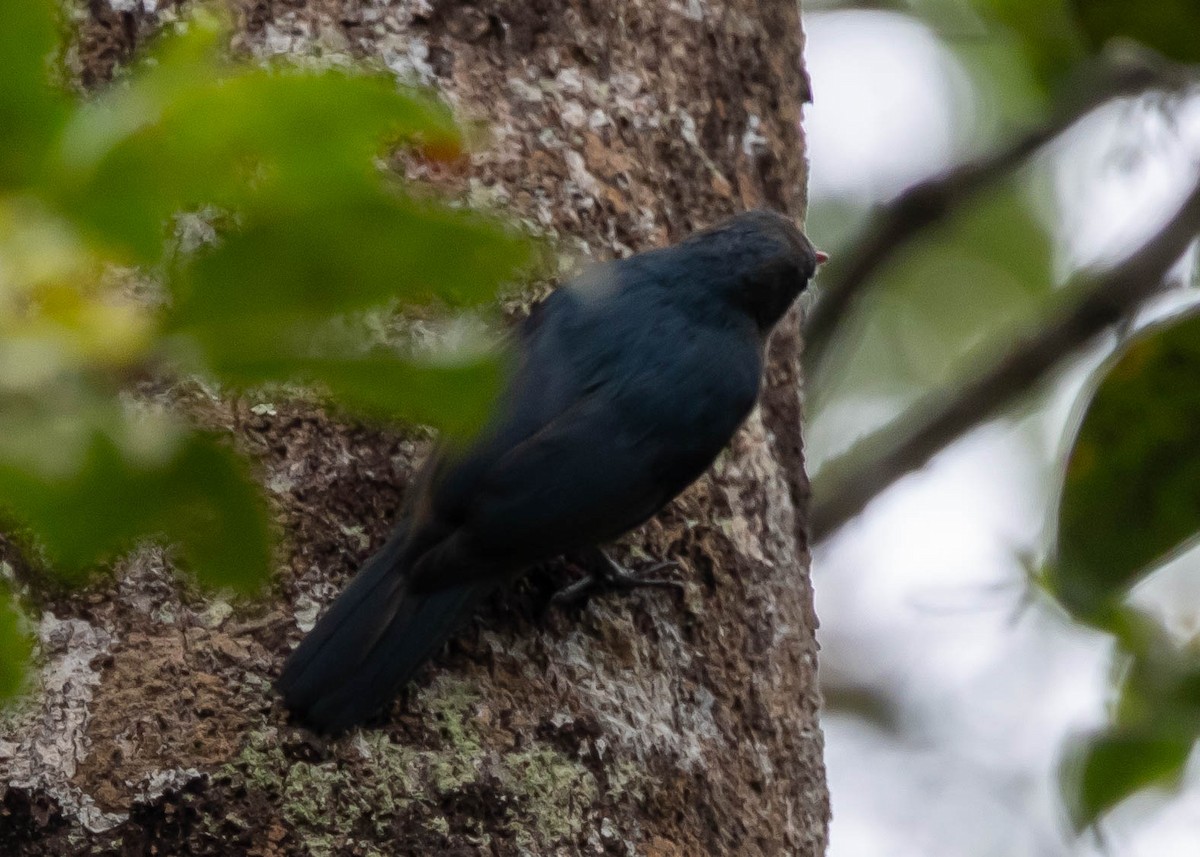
[552,550,683,607]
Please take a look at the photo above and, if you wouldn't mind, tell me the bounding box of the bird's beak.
[815,250,830,265]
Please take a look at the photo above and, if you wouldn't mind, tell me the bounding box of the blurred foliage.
[0,431,271,592]
[0,1,531,701]
[813,0,1200,835]
[1071,0,1200,65]
[1055,313,1200,620]
[0,587,30,701]
[975,0,1085,91]
[837,0,1200,74]
[1056,609,1200,829]
[1063,728,1194,831]
[1053,314,1200,827]
[811,182,1052,418]
[0,0,68,187]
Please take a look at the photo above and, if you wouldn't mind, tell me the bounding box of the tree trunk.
[1,1,826,854]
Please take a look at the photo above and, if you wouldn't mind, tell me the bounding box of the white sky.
[805,10,966,201]
[803,10,1200,857]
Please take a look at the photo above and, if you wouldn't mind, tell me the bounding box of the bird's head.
[683,209,826,333]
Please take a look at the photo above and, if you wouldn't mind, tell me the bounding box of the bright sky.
[803,10,1200,857]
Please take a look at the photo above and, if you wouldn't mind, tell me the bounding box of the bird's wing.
[422,287,596,522]
[411,386,690,591]
[409,277,752,589]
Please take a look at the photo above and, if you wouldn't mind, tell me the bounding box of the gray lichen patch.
[499,746,599,845]
[218,681,603,853]
[537,603,722,769]
[418,675,485,793]
[220,728,422,856]
[0,614,120,833]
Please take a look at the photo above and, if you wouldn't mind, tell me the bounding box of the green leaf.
[946,30,1050,139]
[216,354,504,439]
[975,0,1087,90]
[56,16,462,259]
[1054,312,1200,619]
[0,431,272,595]
[155,435,273,594]
[0,436,152,570]
[1071,0,1200,64]
[0,0,68,188]
[1062,728,1194,830]
[0,4,529,606]
[1112,635,1200,735]
[0,586,31,702]
[812,184,1054,403]
[173,193,530,328]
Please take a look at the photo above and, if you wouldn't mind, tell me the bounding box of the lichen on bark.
[1,1,827,854]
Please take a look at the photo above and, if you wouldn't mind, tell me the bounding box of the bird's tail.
[276,527,491,734]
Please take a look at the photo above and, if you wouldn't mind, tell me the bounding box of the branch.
[810,176,1200,542]
[802,51,1193,370]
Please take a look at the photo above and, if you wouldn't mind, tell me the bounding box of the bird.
[276,208,825,733]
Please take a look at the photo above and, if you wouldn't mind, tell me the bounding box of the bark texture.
[1,1,826,854]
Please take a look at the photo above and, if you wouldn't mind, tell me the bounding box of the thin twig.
[802,51,1192,370]
[811,176,1200,541]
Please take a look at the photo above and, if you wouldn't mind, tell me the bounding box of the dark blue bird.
[277,209,824,733]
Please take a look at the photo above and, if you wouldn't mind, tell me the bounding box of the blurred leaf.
[3,286,154,385]
[1071,0,1200,64]
[975,0,1087,90]
[0,431,271,595]
[56,15,461,260]
[946,29,1050,138]
[0,0,68,188]
[812,184,1053,405]
[1054,312,1200,619]
[806,198,871,261]
[0,433,170,577]
[216,353,503,439]
[1113,634,1200,736]
[0,197,93,297]
[159,436,273,593]
[1063,728,1193,830]
[0,0,531,696]
[172,194,529,329]
[0,586,31,702]
[821,681,903,731]
[0,390,103,478]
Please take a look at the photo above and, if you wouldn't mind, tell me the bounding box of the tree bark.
[1,1,827,854]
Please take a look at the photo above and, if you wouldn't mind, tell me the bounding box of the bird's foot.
[552,547,683,607]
